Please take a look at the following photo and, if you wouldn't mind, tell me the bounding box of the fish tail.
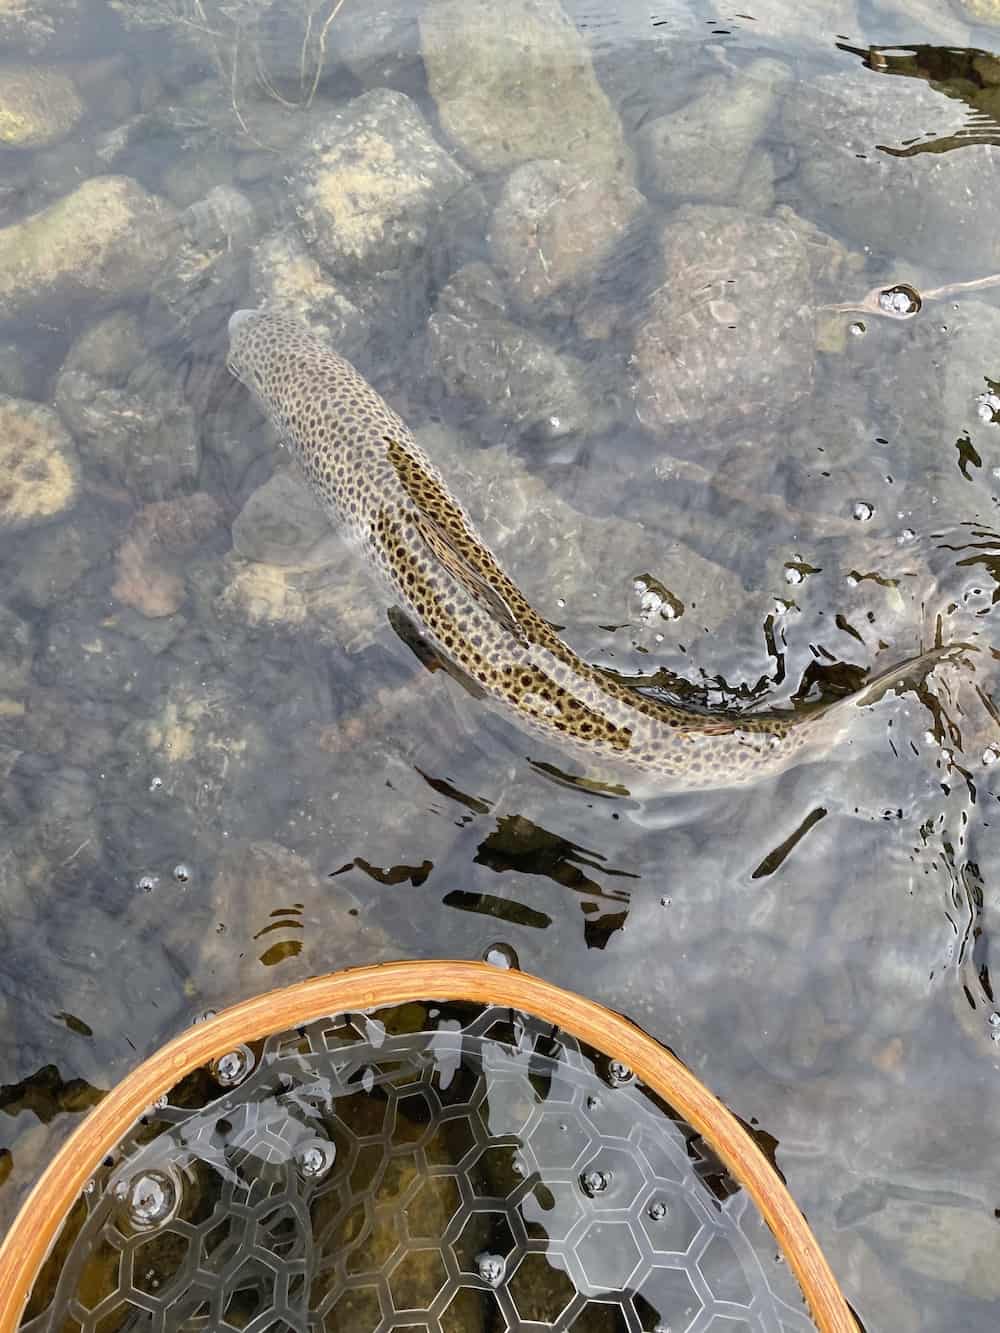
[844,640,975,711]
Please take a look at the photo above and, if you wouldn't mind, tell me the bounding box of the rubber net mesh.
[21,1001,816,1332]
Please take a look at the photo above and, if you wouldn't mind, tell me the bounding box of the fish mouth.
[228,307,256,336]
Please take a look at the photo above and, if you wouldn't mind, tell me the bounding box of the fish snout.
[228,308,257,337]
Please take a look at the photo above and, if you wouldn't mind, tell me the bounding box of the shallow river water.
[2,0,1000,1329]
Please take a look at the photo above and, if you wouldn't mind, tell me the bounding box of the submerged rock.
[230,470,329,567]
[420,0,632,180]
[8,508,116,608]
[293,88,475,280]
[194,838,392,1007]
[219,469,382,650]
[332,2,422,91]
[0,396,79,531]
[631,205,843,436]
[427,262,607,438]
[113,493,225,619]
[0,64,82,147]
[0,175,176,323]
[0,604,33,699]
[956,0,1000,21]
[637,58,789,204]
[489,159,646,317]
[55,311,200,501]
[153,183,258,331]
[250,229,368,358]
[415,422,746,638]
[784,70,1000,269]
[0,0,82,53]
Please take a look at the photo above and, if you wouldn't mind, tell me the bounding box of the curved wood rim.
[0,961,856,1331]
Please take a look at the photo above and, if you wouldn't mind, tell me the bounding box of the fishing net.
[1,964,855,1333]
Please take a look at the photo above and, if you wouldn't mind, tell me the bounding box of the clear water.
[2,2,1000,1329]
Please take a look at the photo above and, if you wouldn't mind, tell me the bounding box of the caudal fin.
[847,641,975,711]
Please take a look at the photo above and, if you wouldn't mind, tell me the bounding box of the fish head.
[226,307,329,441]
[226,306,267,388]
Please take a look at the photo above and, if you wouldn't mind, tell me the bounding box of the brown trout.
[226,308,951,791]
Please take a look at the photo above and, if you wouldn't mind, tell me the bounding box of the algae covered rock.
[55,311,200,501]
[0,395,79,531]
[489,159,646,317]
[250,229,368,358]
[0,175,177,323]
[420,0,632,181]
[113,493,225,619]
[0,64,82,147]
[427,262,607,438]
[956,0,1000,21]
[631,205,838,436]
[293,88,475,280]
[0,0,82,53]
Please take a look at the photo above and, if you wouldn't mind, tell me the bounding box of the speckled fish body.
[226,309,903,790]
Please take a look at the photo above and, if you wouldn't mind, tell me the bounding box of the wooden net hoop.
[0,960,856,1331]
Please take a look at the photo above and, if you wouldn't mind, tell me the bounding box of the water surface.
[2,0,1000,1328]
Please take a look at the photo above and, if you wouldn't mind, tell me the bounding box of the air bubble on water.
[898,528,916,544]
[976,392,1000,423]
[633,572,682,623]
[878,284,920,316]
[172,863,191,884]
[606,1059,634,1087]
[845,574,858,587]
[149,776,163,792]
[123,1170,178,1230]
[660,896,671,907]
[297,1138,336,1179]
[192,1009,217,1025]
[361,1066,376,1094]
[137,874,158,894]
[211,1045,254,1087]
[852,501,874,521]
[989,1011,1000,1028]
[849,321,865,337]
[648,1199,669,1221]
[484,942,519,970]
[983,745,1000,766]
[476,1251,506,1287]
[586,1094,600,1111]
[556,598,566,608]
[580,1168,610,1197]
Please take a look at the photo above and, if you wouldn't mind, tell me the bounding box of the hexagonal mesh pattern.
[21,1002,816,1332]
